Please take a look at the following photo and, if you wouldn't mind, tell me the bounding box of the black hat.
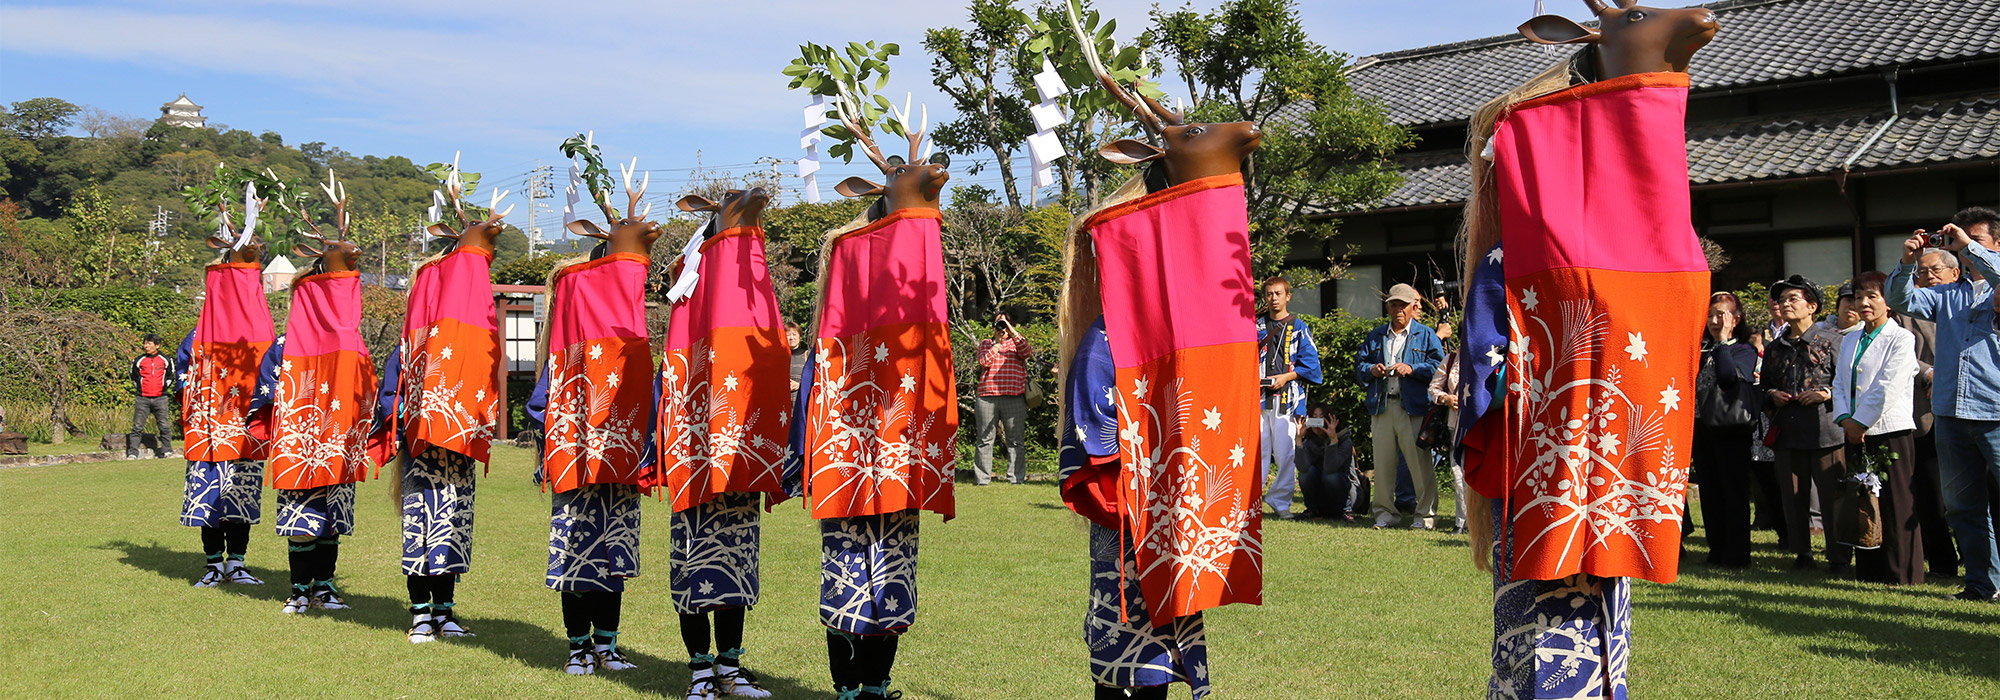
[1770,275,1822,308]
[1836,281,1855,299]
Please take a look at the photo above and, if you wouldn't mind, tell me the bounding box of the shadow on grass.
[103,539,822,696]
[1638,569,2000,682]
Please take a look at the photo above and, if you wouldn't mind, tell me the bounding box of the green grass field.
[3,446,1995,698]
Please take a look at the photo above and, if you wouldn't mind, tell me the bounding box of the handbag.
[1024,375,1045,409]
[1416,404,1453,451]
[1836,478,1884,550]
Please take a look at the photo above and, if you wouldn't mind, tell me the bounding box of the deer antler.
[1064,0,1161,137]
[834,88,894,174]
[444,151,472,229]
[618,157,651,221]
[890,93,932,162]
[1583,0,1613,12]
[316,168,351,239]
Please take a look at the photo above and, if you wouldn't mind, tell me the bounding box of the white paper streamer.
[799,96,827,204]
[427,189,444,226]
[1026,56,1069,193]
[235,182,260,249]
[664,218,714,304]
[563,161,583,226]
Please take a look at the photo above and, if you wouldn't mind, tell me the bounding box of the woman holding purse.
[1834,272,1923,585]
[1695,292,1762,567]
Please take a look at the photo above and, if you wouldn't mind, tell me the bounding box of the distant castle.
[159,94,207,128]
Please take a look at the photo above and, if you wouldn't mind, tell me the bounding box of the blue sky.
[0,0,1700,212]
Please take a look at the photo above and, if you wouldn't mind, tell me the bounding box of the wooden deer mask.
[425,154,514,254]
[566,155,663,256]
[207,187,267,265]
[1519,0,1720,78]
[831,93,951,218]
[292,168,361,273]
[1067,3,1260,188]
[676,186,772,231]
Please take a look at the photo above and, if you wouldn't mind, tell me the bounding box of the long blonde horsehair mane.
[1456,52,1588,291]
[1052,174,1151,441]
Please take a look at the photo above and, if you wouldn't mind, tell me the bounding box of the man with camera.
[1356,283,1444,530]
[973,311,1035,485]
[1254,277,1323,519]
[1889,206,2000,602]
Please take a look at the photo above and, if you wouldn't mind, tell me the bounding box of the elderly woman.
[1694,292,1762,566]
[1835,272,1923,585]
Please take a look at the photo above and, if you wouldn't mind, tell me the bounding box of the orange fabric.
[182,340,271,462]
[657,324,791,510]
[543,335,655,493]
[801,321,958,519]
[1115,341,1264,618]
[269,349,378,489]
[402,316,501,463]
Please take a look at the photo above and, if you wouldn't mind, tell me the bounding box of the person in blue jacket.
[1355,283,1445,530]
[1255,277,1322,519]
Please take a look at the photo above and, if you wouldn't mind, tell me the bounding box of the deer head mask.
[292,168,361,274]
[832,92,951,219]
[426,152,514,254]
[207,183,267,265]
[675,187,772,232]
[566,153,663,257]
[1519,0,1720,78]
[1069,3,1261,188]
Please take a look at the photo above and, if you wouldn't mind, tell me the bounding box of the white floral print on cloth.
[1086,522,1210,697]
[274,484,356,537]
[1488,507,1631,700]
[542,340,652,491]
[819,510,919,635]
[401,447,478,576]
[546,483,641,592]
[179,357,260,461]
[803,331,957,519]
[269,357,376,489]
[181,459,263,527]
[400,333,498,460]
[669,491,762,614]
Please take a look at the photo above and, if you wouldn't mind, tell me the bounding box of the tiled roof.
[1349,0,2000,128]
[1341,95,2000,212]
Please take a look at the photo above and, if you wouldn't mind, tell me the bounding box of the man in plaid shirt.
[975,312,1035,485]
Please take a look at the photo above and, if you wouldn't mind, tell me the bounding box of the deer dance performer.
[657,188,786,699]
[785,91,956,699]
[265,189,383,615]
[375,160,509,643]
[534,140,661,676]
[177,188,275,588]
[1455,3,1718,697]
[1052,5,1264,697]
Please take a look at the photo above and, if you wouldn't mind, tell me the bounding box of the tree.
[924,0,1035,208]
[0,308,136,443]
[4,98,82,139]
[1145,0,1410,277]
[1022,0,1161,205]
[65,184,141,287]
[75,107,150,140]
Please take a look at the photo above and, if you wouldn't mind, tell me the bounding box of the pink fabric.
[1491,83,1706,278]
[197,264,275,345]
[402,259,442,338]
[816,214,948,340]
[665,232,782,352]
[1091,183,1256,364]
[549,255,650,347]
[430,250,497,331]
[282,273,368,357]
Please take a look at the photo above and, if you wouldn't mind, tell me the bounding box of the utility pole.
[526,162,554,253]
[753,156,793,201]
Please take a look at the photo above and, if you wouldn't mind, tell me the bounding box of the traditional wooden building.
[1309,0,2000,318]
[159,93,208,129]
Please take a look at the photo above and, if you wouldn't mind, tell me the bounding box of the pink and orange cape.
[183,262,276,462]
[657,226,792,511]
[541,252,654,494]
[1061,173,1264,622]
[395,248,502,464]
[799,208,957,520]
[269,270,379,490]
[1460,72,1706,584]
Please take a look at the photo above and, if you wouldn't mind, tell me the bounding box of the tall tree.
[924,0,1034,209]
[1022,0,1160,205]
[1145,0,1410,276]
[3,98,82,139]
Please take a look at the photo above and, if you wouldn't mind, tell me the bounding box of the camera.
[1928,230,1953,248]
[1260,377,1274,388]
[1304,417,1325,428]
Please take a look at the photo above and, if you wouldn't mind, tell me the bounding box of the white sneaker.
[597,645,636,671]
[564,649,598,676]
[282,595,311,614]
[409,616,436,644]
[438,617,475,638]
[1373,514,1398,529]
[716,666,772,698]
[223,566,264,585]
[313,588,350,610]
[194,566,225,588]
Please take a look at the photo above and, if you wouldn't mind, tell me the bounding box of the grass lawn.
[19,439,115,458]
[3,446,1995,698]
